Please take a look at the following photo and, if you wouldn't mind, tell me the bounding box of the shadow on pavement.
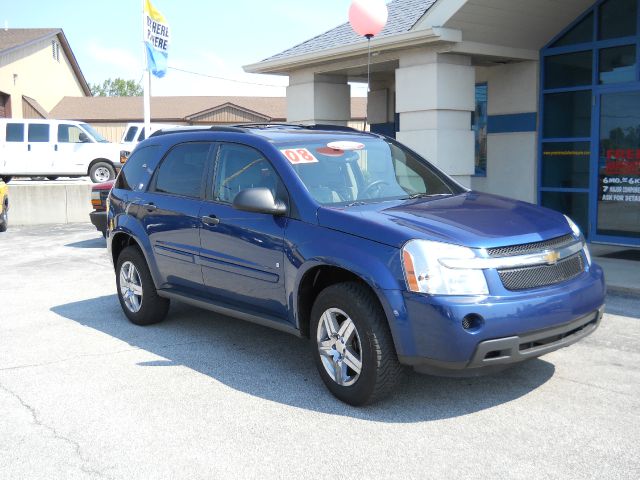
[65,237,106,249]
[605,292,640,319]
[51,295,555,422]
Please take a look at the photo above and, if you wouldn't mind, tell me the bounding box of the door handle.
[28,144,31,152]
[142,203,157,212]
[54,144,58,151]
[202,215,220,226]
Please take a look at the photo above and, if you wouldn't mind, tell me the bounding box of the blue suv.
[107,124,605,405]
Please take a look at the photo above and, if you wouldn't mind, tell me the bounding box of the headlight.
[564,214,582,238]
[564,215,591,266]
[402,240,489,295]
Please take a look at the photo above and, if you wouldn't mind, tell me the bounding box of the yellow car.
[0,177,8,232]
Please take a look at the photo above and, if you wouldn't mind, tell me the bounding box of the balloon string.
[365,35,372,131]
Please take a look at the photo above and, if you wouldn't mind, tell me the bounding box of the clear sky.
[4,0,369,96]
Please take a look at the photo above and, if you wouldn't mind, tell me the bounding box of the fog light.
[462,314,483,331]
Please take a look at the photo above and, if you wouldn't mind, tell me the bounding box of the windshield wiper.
[404,193,452,199]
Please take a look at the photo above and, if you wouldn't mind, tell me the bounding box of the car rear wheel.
[0,199,8,232]
[90,162,115,183]
[47,176,59,181]
[1,176,12,183]
[310,281,404,406]
[116,246,169,325]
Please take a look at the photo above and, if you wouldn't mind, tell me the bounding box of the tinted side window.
[138,128,146,141]
[6,123,24,142]
[115,145,162,191]
[123,127,138,142]
[154,142,211,198]
[28,124,50,142]
[213,143,285,203]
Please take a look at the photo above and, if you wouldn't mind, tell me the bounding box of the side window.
[28,124,49,142]
[6,123,24,142]
[154,142,211,198]
[115,145,162,191]
[123,127,138,142]
[138,128,146,141]
[213,143,284,203]
[58,124,85,143]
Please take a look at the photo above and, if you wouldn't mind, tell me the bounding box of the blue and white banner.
[144,0,170,78]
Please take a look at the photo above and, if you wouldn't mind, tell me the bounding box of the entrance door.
[594,90,640,242]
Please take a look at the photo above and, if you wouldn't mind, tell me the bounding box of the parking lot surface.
[0,224,639,479]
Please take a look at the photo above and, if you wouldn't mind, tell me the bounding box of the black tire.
[115,246,169,325]
[310,281,404,406]
[89,161,115,183]
[47,176,59,181]
[0,199,7,232]
[1,176,12,183]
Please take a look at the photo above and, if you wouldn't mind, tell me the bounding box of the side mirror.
[232,188,287,216]
[79,132,90,143]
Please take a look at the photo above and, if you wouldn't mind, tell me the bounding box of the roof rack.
[149,125,245,138]
[233,123,362,133]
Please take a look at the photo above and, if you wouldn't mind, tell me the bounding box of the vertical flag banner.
[144,0,170,78]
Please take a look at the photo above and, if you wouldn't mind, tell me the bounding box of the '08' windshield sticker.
[280,148,319,164]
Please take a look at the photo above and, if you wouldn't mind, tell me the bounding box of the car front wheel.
[116,246,169,325]
[310,281,404,406]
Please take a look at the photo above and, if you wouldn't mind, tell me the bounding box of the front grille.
[498,252,585,291]
[487,234,575,257]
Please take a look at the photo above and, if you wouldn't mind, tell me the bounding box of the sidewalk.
[590,244,640,296]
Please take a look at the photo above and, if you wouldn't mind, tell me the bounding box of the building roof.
[0,28,91,96]
[262,0,436,62]
[22,96,49,119]
[50,96,367,122]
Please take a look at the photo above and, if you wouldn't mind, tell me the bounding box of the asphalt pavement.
[0,224,638,479]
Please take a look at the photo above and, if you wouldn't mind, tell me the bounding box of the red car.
[90,180,114,237]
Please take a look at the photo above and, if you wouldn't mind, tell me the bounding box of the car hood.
[316,192,573,249]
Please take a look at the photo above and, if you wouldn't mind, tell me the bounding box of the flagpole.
[142,0,151,137]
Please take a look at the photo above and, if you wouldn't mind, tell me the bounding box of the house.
[50,96,367,142]
[0,28,90,119]
[245,0,640,248]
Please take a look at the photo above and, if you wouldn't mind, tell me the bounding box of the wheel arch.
[294,262,397,343]
[87,158,115,175]
[110,230,162,290]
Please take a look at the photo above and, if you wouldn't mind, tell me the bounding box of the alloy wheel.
[316,308,363,386]
[119,261,143,313]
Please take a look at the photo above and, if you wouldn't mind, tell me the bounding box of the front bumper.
[384,263,606,373]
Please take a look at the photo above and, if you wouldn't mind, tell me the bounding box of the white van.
[0,119,121,183]
[120,123,179,146]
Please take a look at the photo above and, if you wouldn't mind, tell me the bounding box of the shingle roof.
[263,0,436,62]
[0,28,60,54]
[50,96,367,122]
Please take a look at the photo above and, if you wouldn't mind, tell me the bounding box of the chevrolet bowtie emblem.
[544,250,561,265]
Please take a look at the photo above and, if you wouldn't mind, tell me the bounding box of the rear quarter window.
[115,145,162,191]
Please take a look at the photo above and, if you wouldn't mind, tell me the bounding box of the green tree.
[90,78,143,97]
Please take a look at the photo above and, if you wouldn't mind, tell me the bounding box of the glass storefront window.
[541,191,590,235]
[551,12,594,47]
[472,84,487,176]
[543,91,592,138]
[545,51,593,89]
[599,0,637,40]
[597,91,640,237]
[599,45,636,84]
[542,142,591,188]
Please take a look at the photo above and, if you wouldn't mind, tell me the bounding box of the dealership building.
[246,0,640,247]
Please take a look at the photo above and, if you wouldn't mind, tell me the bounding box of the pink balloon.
[349,0,388,38]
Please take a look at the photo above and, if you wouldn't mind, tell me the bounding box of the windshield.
[80,123,109,143]
[277,137,464,205]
